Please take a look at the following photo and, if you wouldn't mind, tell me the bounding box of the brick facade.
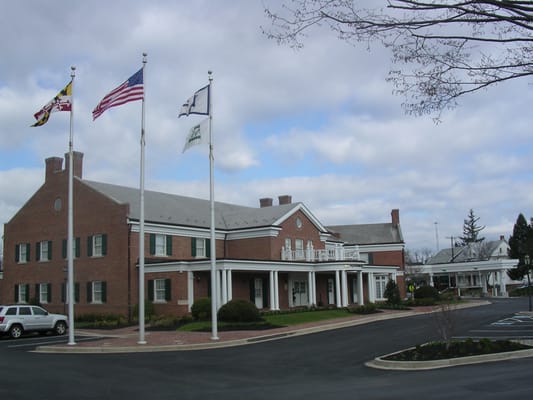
[1,153,406,319]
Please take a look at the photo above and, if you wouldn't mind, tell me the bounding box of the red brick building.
[1,152,405,318]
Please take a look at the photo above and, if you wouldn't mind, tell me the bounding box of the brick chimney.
[64,151,84,179]
[391,209,400,226]
[278,195,292,205]
[260,198,273,208]
[45,157,63,182]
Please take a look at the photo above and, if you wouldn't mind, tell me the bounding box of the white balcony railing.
[281,247,360,262]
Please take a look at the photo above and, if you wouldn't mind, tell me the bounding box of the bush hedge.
[347,303,380,314]
[414,285,440,300]
[191,297,212,320]
[218,299,262,323]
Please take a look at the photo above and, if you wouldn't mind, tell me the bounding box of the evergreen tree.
[507,214,532,281]
[384,279,401,305]
[459,209,485,246]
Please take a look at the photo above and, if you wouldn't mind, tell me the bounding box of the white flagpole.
[67,66,76,346]
[138,53,147,345]
[208,71,219,341]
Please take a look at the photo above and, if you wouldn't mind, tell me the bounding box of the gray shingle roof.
[83,180,299,230]
[326,223,403,245]
[426,239,507,264]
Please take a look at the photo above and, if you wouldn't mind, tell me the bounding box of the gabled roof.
[83,180,305,231]
[426,239,509,264]
[326,223,403,245]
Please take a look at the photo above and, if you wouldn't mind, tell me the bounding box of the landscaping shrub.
[132,300,156,321]
[75,313,128,329]
[217,299,262,323]
[384,280,401,305]
[414,285,440,300]
[347,303,380,314]
[385,339,531,361]
[191,297,212,320]
[410,297,437,306]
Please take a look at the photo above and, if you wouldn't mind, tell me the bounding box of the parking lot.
[455,312,533,341]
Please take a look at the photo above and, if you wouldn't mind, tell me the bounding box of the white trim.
[272,203,329,233]
[225,227,282,240]
[423,259,518,274]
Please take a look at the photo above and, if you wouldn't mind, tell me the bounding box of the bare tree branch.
[263,0,533,117]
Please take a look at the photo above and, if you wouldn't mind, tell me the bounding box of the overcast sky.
[1,0,532,256]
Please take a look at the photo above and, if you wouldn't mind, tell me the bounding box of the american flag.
[92,68,144,120]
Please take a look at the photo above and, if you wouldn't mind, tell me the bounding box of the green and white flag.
[183,118,208,153]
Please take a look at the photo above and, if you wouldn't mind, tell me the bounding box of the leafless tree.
[263,0,533,119]
[432,301,456,349]
[405,247,434,265]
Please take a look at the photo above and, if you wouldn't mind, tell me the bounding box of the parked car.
[0,305,68,339]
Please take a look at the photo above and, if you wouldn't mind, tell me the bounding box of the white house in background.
[422,236,518,297]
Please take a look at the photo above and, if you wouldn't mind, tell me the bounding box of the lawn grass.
[263,309,352,326]
[177,309,353,332]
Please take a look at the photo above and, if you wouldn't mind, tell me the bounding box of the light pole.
[524,255,532,312]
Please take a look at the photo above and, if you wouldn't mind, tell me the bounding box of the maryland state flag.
[31,81,72,127]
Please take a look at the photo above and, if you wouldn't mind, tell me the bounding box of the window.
[87,281,107,304]
[18,306,31,315]
[149,234,172,256]
[37,240,52,262]
[295,239,304,259]
[375,276,388,299]
[148,279,171,302]
[87,234,107,257]
[15,243,30,263]
[62,237,80,259]
[37,283,51,304]
[191,238,210,258]
[14,284,30,303]
[32,306,47,316]
[61,282,80,304]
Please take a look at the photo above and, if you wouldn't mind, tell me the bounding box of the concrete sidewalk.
[35,302,487,354]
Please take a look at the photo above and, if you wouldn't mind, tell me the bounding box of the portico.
[422,259,518,297]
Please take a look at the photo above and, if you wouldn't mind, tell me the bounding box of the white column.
[482,272,488,295]
[335,270,342,308]
[227,269,233,301]
[274,271,280,310]
[358,271,364,305]
[187,271,195,312]
[429,271,434,287]
[216,269,222,309]
[341,270,348,307]
[368,272,375,303]
[500,269,508,297]
[312,271,317,306]
[308,271,314,306]
[221,269,228,305]
[270,270,276,310]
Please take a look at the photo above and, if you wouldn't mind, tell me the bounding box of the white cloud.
[0,0,531,256]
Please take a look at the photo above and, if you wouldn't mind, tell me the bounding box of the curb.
[34,300,491,354]
[365,344,533,371]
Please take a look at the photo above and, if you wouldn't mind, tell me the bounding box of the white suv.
[0,305,68,339]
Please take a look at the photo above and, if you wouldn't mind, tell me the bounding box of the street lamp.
[524,255,532,312]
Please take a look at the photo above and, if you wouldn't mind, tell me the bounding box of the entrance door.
[254,278,263,309]
[292,280,308,307]
[327,278,335,305]
[352,277,358,304]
